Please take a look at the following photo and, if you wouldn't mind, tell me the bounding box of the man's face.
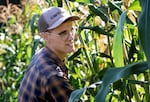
[43,21,76,59]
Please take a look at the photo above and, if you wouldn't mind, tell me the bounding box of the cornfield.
[0,0,150,102]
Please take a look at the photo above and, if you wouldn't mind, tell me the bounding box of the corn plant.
[67,0,150,102]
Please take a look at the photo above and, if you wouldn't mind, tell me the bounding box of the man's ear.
[41,32,48,41]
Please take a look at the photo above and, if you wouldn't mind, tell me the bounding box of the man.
[18,7,79,102]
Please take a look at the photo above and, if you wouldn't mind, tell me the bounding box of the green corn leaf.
[30,14,39,35]
[68,48,82,61]
[57,0,62,7]
[138,0,150,67]
[108,0,122,14]
[101,0,108,5]
[72,0,91,4]
[32,38,41,57]
[79,26,113,37]
[94,61,148,102]
[88,5,109,23]
[69,81,102,102]
[113,11,126,67]
[69,88,86,102]
[128,0,141,11]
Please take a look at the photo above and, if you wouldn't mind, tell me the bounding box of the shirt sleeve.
[46,75,73,102]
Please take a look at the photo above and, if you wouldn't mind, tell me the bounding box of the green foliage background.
[0,0,150,102]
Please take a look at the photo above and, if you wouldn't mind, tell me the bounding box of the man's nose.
[67,32,74,40]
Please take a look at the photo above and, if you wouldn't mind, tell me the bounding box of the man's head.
[38,7,79,60]
[38,7,79,32]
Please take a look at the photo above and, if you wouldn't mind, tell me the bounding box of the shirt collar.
[43,46,68,72]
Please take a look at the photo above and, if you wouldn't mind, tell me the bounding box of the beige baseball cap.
[38,7,80,32]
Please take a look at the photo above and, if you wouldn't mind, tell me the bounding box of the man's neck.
[46,46,66,61]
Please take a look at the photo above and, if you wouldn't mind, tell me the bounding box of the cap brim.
[47,16,79,30]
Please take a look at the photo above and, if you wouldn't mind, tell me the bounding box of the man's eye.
[59,31,68,36]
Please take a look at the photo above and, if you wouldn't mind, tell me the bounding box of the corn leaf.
[69,88,86,102]
[74,0,91,4]
[113,11,126,67]
[94,61,148,102]
[88,5,109,23]
[68,48,82,61]
[138,0,150,67]
[128,0,141,11]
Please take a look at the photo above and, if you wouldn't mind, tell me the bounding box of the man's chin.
[67,47,75,53]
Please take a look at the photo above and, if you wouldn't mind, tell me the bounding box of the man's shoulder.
[26,47,65,79]
[26,54,58,76]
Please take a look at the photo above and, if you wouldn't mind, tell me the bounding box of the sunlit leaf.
[88,81,102,88]
[113,11,126,67]
[101,0,108,4]
[108,0,122,14]
[75,0,91,4]
[128,0,141,11]
[8,16,16,24]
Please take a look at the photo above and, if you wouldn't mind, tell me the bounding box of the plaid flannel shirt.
[18,46,73,102]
